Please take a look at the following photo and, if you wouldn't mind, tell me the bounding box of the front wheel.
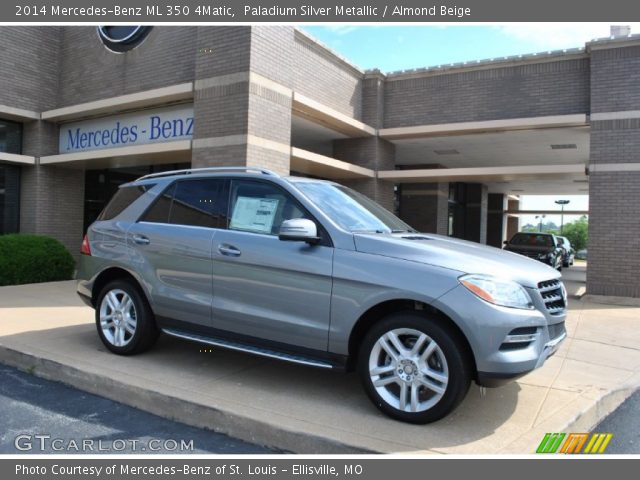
[358,312,472,424]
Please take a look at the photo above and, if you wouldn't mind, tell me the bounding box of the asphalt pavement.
[593,389,640,454]
[0,364,274,454]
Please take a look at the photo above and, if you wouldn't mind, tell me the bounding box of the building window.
[0,119,22,154]
[0,119,23,234]
[0,165,21,234]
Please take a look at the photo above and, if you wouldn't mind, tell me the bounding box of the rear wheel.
[358,312,472,424]
[95,280,159,355]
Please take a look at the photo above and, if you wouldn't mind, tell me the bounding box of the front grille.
[548,321,566,340]
[538,279,566,315]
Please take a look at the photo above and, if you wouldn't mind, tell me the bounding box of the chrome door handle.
[218,244,241,257]
[132,234,150,245]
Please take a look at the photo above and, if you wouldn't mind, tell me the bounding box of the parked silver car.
[77,167,567,423]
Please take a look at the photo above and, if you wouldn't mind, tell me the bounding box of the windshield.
[293,181,415,234]
[510,233,553,247]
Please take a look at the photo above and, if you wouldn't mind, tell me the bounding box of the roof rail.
[136,166,280,182]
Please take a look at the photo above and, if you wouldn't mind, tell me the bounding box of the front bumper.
[477,330,566,386]
[431,283,567,387]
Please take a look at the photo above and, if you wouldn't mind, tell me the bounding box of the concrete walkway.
[1,268,639,454]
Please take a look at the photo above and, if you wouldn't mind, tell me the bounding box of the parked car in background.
[77,167,567,424]
[504,232,564,270]
[556,236,575,268]
[576,249,588,260]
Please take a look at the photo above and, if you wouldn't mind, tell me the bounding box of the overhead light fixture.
[433,149,459,155]
[550,144,577,150]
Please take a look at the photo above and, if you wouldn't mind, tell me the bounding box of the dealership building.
[1,26,639,297]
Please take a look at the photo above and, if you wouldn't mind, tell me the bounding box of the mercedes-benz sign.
[97,26,153,53]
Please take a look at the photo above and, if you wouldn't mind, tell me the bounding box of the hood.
[353,233,560,289]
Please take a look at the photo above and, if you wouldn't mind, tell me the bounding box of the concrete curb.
[2,341,638,454]
[0,345,373,454]
[564,382,640,433]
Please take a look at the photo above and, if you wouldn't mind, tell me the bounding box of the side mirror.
[279,218,321,245]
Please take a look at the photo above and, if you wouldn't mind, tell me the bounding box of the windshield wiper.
[391,229,417,233]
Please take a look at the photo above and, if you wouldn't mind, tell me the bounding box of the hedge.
[0,234,75,286]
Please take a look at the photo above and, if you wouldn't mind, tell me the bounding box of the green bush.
[0,234,75,286]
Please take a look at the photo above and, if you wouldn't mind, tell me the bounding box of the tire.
[563,260,570,268]
[95,279,159,355]
[358,312,472,424]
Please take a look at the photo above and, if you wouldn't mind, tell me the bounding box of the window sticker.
[230,196,280,234]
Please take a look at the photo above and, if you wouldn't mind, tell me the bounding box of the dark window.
[0,164,20,234]
[168,179,228,228]
[99,184,154,221]
[229,180,308,236]
[141,183,175,224]
[141,178,229,228]
[0,119,22,154]
[510,233,554,247]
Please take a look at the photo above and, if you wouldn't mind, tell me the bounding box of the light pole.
[535,214,546,232]
[555,199,570,234]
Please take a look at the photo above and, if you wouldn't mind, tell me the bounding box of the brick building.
[0,26,639,297]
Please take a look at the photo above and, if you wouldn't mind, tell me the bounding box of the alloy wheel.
[368,328,449,413]
[99,289,137,347]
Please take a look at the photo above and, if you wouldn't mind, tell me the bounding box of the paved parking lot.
[1,264,639,454]
[0,364,272,454]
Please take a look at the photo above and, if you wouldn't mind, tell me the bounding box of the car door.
[127,178,229,328]
[211,179,333,351]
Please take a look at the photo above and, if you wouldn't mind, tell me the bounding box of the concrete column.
[332,137,396,211]
[486,193,507,248]
[587,40,640,297]
[362,70,385,129]
[192,26,293,175]
[506,197,520,242]
[399,183,449,235]
[327,71,396,211]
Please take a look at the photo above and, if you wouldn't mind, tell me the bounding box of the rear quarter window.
[98,184,154,221]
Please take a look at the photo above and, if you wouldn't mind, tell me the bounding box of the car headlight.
[459,274,534,309]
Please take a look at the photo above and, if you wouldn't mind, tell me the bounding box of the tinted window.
[169,179,228,228]
[228,180,307,235]
[141,183,175,224]
[510,233,553,247]
[99,184,154,221]
[141,179,228,228]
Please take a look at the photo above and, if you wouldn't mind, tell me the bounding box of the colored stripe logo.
[537,433,613,454]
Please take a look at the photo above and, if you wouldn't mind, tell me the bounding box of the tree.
[561,216,588,251]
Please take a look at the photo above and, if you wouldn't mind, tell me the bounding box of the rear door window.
[141,178,229,229]
[169,179,229,228]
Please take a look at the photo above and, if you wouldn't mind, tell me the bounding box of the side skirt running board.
[162,328,334,369]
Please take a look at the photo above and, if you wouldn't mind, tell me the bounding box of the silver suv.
[77,167,567,423]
